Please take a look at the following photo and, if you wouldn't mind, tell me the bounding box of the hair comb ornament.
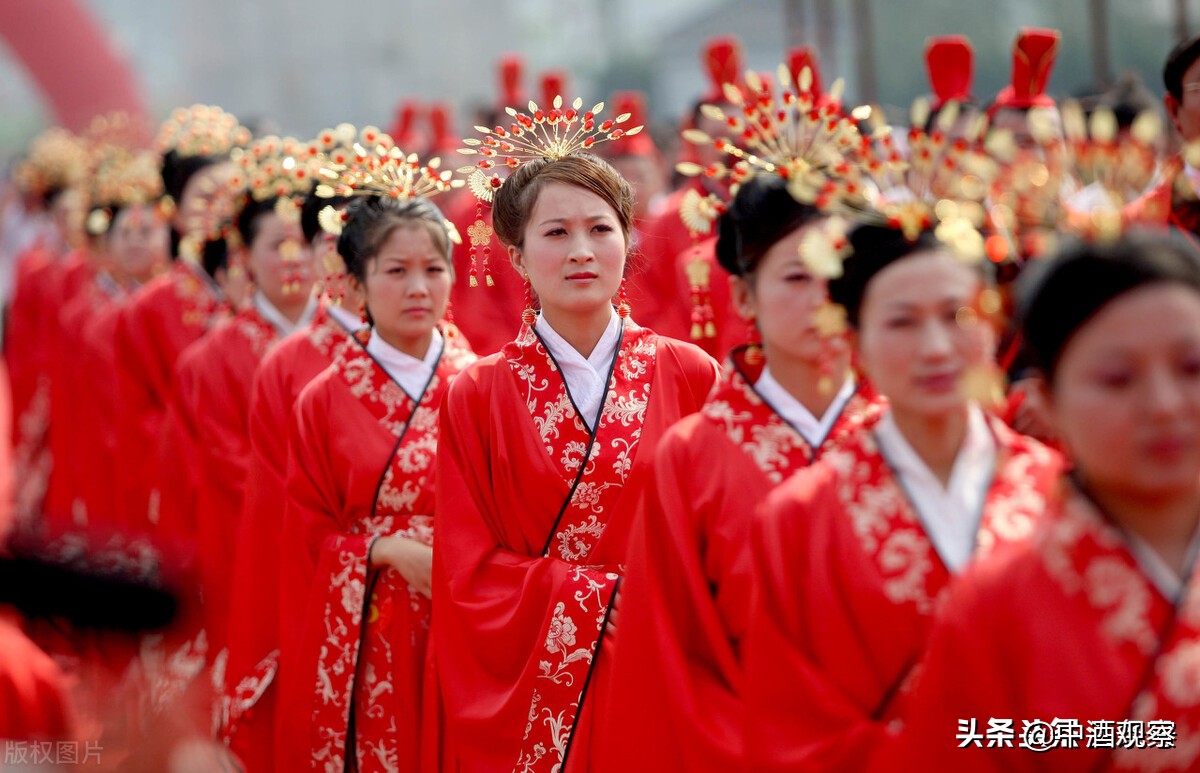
[456,94,644,286]
[796,99,998,281]
[672,60,862,341]
[233,135,322,294]
[14,127,89,198]
[155,104,251,160]
[675,64,864,234]
[313,125,463,246]
[85,148,165,236]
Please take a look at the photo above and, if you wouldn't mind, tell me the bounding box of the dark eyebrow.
[536,214,616,227]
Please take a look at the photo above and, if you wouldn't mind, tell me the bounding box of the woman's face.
[109,204,168,284]
[856,251,988,419]
[510,181,627,320]
[732,222,835,366]
[1045,283,1200,501]
[360,225,451,351]
[176,162,236,238]
[244,211,313,310]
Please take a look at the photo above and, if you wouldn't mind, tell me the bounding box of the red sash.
[504,319,657,772]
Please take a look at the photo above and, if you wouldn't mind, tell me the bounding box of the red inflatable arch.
[0,0,147,133]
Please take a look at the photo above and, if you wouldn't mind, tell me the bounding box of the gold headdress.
[314,125,462,243]
[13,127,89,198]
[983,101,1163,261]
[455,94,644,288]
[156,104,251,159]
[457,96,644,202]
[671,61,864,342]
[85,148,166,236]
[797,99,999,281]
[674,64,865,239]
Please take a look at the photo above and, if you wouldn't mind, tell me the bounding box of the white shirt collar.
[534,310,623,431]
[873,404,997,574]
[754,368,857,450]
[253,290,317,337]
[326,302,362,333]
[365,327,443,400]
[1124,521,1200,603]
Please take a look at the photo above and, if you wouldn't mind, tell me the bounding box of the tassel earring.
[522,275,537,327]
[745,316,763,365]
[616,278,631,319]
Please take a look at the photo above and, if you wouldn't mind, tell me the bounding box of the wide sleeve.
[430,368,620,770]
[878,562,1032,773]
[598,419,749,772]
[220,358,294,753]
[743,466,890,773]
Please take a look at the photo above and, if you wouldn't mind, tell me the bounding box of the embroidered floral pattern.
[504,321,658,564]
[700,352,883,483]
[503,323,658,772]
[308,327,473,771]
[833,418,1057,615]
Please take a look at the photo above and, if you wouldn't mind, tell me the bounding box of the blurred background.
[0,0,1195,157]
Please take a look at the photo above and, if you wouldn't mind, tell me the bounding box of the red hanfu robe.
[113,260,222,533]
[888,482,1200,773]
[430,320,719,773]
[278,327,476,773]
[9,249,92,526]
[743,416,1062,772]
[41,273,121,533]
[74,298,131,529]
[597,349,884,772]
[221,304,359,771]
[171,305,292,663]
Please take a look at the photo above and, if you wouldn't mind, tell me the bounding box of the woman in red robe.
[42,149,169,534]
[113,106,248,533]
[219,194,361,771]
[277,191,476,773]
[741,223,1062,772]
[596,177,883,772]
[154,141,325,671]
[430,137,720,769]
[889,236,1200,772]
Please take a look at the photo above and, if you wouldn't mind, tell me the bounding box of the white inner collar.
[253,290,317,337]
[754,367,857,450]
[534,310,623,431]
[1124,520,1200,603]
[365,327,443,400]
[873,404,997,574]
[326,302,363,332]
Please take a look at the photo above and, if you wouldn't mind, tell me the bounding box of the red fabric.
[443,193,523,356]
[925,35,974,109]
[429,322,718,772]
[743,417,1062,772]
[9,250,92,526]
[597,350,883,771]
[42,272,118,533]
[73,299,128,528]
[181,307,285,660]
[276,328,475,772]
[222,306,355,770]
[0,612,71,740]
[888,482,1200,772]
[113,261,222,533]
[702,36,744,101]
[992,28,1060,111]
[630,185,742,360]
[6,245,55,441]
